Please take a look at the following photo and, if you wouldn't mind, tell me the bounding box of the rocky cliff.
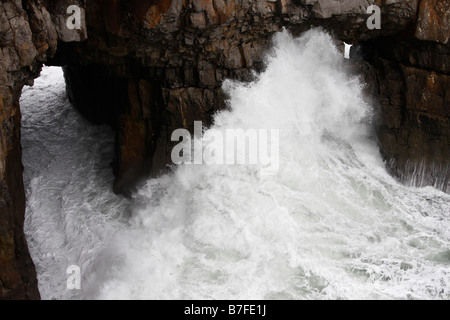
[0,0,448,299]
[352,0,450,191]
[0,0,86,299]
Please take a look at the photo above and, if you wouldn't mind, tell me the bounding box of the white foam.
[22,30,450,300]
[21,67,130,299]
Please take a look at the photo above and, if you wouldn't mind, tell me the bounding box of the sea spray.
[22,29,450,300]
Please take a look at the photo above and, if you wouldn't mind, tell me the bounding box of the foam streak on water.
[21,66,129,300]
[22,30,450,300]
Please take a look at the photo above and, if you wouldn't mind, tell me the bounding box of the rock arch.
[0,0,448,299]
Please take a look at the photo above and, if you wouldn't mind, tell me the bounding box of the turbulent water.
[21,30,450,300]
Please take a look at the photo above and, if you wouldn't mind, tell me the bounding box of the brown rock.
[416,0,450,44]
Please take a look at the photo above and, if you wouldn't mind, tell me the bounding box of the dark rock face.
[0,0,50,300]
[52,0,424,193]
[353,38,450,191]
[0,0,449,299]
[0,0,85,299]
[351,0,450,191]
[0,101,39,299]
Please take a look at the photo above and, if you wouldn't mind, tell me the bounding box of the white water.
[21,66,129,299]
[21,30,450,300]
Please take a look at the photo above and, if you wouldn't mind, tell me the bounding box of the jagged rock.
[416,0,450,44]
[351,35,450,191]
[0,0,87,300]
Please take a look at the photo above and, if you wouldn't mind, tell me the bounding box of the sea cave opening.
[19,66,131,299]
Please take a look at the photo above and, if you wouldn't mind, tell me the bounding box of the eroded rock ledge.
[0,0,448,299]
